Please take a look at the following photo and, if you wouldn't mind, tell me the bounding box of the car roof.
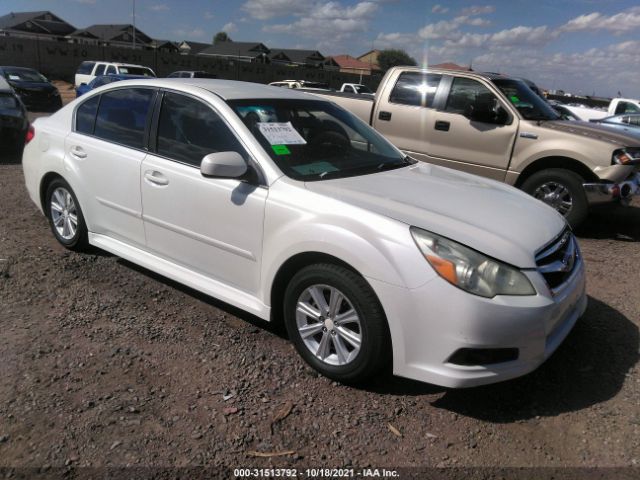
[113,78,320,100]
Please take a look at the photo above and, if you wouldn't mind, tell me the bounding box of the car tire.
[45,178,89,251]
[521,168,588,229]
[283,263,391,384]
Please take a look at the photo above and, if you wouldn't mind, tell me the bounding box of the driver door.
[426,76,518,180]
[141,91,267,295]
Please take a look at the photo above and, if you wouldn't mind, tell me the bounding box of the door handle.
[378,111,392,121]
[144,170,169,186]
[70,146,87,159]
[434,120,450,132]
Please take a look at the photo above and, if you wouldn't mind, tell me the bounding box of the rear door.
[140,91,267,294]
[372,71,443,163]
[64,87,156,247]
[426,76,518,180]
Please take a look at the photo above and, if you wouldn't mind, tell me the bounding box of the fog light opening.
[448,348,519,366]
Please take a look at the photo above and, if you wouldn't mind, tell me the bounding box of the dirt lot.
[0,152,639,476]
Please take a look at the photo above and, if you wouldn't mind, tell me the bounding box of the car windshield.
[3,68,47,83]
[118,66,154,77]
[493,79,560,121]
[354,85,372,94]
[228,99,413,181]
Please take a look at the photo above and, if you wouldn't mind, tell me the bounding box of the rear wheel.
[45,178,88,251]
[283,263,390,384]
[521,168,588,228]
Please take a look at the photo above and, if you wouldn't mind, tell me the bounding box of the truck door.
[426,76,518,180]
[373,71,443,162]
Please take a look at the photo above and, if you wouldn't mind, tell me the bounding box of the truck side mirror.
[467,97,509,125]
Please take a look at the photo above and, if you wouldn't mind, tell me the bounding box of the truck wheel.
[521,169,588,228]
[283,263,391,384]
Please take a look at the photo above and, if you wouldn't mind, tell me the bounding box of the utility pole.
[132,0,136,49]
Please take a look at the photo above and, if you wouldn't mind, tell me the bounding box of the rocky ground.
[0,144,639,478]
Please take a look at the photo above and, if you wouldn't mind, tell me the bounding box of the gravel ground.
[0,152,639,475]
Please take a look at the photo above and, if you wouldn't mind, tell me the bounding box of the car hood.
[305,163,566,268]
[541,120,640,147]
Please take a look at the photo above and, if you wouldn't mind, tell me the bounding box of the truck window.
[445,78,497,115]
[389,72,442,108]
[615,102,640,114]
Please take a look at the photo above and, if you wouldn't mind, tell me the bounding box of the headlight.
[410,227,536,298]
[612,148,640,166]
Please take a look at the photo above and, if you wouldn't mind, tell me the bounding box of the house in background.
[0,11,76,40]
[68,24,153,48]
[198,41,271,63]
[327,55,380,77]
[269,48,326,68]
[150,39,180,53]
[357,49,380,70]
[177,40,212,55]
[430,62,472,71]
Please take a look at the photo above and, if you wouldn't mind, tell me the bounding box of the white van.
[74,61,155,88]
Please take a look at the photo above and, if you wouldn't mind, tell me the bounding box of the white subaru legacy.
[22,79,587,387]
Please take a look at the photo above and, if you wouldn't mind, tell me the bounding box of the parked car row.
[0,75,28,154]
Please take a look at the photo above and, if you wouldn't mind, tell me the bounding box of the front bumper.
[367,256,587,388]
[584,172,639,206]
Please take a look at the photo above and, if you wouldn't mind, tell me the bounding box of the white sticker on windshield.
[8,75,20,81]
[257,122,307,145]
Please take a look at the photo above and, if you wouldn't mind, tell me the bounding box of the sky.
[2,0,640,98]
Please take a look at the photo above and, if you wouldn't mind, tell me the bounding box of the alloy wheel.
[533,181,573,215]
[50,187,78,241]
[295,284,362,366]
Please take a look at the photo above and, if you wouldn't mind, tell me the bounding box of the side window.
[77,62,95,75]
[75,95,100,134]
[389,72,442,107]
[156,92,247,167]
[106,65,116,75]
[94,88,154,148]
[625,103,640,113]
[445,77,495,116]
[630,116,640,126]
[94,64,106,76]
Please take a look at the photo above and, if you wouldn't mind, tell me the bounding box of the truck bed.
[303,89,375,124]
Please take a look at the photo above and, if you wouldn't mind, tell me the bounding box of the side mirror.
[200,151,247,178]
[467,96,509,125]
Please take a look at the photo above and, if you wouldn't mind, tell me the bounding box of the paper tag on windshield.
[8,75,20,81]
[257,122,306,145]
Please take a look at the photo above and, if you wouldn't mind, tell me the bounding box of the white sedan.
[22,79,587,387]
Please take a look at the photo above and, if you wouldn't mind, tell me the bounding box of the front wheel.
[521,168,588,228]
[283,264,391,384]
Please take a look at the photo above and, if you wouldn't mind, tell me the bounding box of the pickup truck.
[339,83,374,95]
[313,67,640,227]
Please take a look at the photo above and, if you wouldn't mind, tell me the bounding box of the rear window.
[389,72,442,107]
[117,66,155,77]
[0,93,18,109]
[93,88,155,148]
[75,95,100,134]
[77,62,95,75]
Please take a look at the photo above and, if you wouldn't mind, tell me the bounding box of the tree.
[377,49,417,72]
[213,31,232,44]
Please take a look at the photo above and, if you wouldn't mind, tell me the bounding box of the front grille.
[535,229,578,292]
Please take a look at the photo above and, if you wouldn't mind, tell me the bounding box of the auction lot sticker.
[258,122,307,145]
